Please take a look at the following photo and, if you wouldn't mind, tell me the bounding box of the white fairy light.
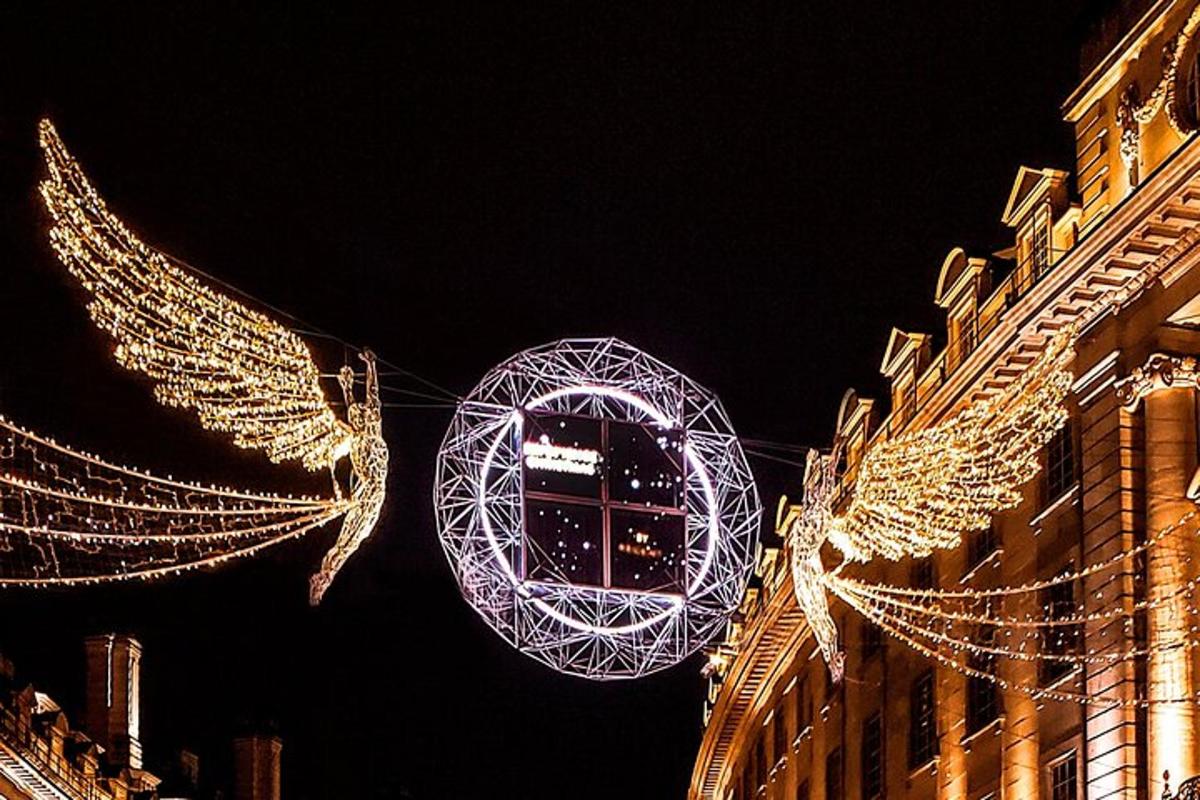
[435,338,760,680]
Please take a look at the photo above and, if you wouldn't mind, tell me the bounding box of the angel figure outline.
[0,120,389,599]
[781,331,1075,680]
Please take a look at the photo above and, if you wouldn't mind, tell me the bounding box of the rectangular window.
[948,307,977,372]
[522,412,688,595]
[908,670,938,769]
[893,373,916,428]
[773,706,787,764]
[912,557,935,590]
[825,747,842,800]
[797,676,812,733]
[966,626,999,734]
[861,620,883,662]
[965,524,999,575]
[1051,753,1077,800]
[752,734,764,791]
[862,711,884,800]
[1045,423,1077,503]
[1032,217,1051,278]
[1040,575,1079,685]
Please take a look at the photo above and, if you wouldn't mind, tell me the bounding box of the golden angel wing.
[37,120,351,472]
[830,332,1074,562]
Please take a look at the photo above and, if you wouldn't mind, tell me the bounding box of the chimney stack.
[83,634,143,769]
[233,733,282,800]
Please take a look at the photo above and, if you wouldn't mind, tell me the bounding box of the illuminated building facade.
[691,2,1200,798]
[0,637,282,800]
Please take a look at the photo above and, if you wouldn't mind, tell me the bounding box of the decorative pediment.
[1001,166,1069,227]
[880,328,931,378]
[934,248,987,308]
[835,388,875,436]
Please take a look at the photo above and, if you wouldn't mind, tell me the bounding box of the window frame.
[521,411,689,595]
[1044,421,1077,506]
[1040,569,1080,686]
[908,669,938,770]
[966,625,1000,735]
[862,710,884,800]
[1049,751,1078,800]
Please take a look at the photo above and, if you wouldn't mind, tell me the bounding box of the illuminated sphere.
[434,338,761,679]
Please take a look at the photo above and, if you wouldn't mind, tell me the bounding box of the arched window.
[1185,46,1200,129]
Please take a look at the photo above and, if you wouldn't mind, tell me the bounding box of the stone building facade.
[0,637,281,800]
[691,2,1200,799]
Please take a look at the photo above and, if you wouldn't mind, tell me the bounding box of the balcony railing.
[1165,773,1200,800]
[871,246,1069,447]
[0,704,111,800]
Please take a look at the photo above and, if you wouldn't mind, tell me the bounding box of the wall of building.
[692,3,1200,798]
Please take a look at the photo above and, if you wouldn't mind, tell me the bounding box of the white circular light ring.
[435,338,761,680]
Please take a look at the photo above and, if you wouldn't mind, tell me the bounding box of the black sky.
[1,2,1090,798]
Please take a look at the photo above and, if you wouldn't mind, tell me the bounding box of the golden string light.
[38,119,351,473]
[829,508,1198,599]
[832,577,1199,666]
[836,585,1200,708]
[0,120,392,598]
[787,330,1075,678]
[0,413,346,585]
[833,570,1200,629]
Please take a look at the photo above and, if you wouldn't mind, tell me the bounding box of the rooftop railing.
[870,246,1069,447]
[0,703,112,800]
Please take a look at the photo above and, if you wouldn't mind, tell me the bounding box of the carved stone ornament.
[1115,352,1200,410]
[1114,3,1200,153]
[1117,83,1143,172]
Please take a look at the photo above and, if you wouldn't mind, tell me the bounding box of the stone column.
[1144,386,1200,795]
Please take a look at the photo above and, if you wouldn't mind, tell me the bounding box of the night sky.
[1,3,1089,797]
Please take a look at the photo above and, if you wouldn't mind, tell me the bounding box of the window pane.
[606,420,685,508]
[912,557,935,589]
[825,748,842,800]
[967,626,999,734]
[862,711,883,800]
[909,670,937,768]
[861,620,883,661]
[1040,574,1079,685]
[524,501,604,587]
[609,508,686,593]
[1045,424,1076,502]
[773,706,787,763]
[1051,754,1077,800]
[965,525,999,575]
[523,412,604,498]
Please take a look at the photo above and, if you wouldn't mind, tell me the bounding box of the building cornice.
[1115,352,1200,408]
[1063,0,1176,122]
[690,105,1200,800]
[0,738,77,800]
[690,572,810,800]
[901,131,1200,436]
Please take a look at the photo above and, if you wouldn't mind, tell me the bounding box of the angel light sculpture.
[782,331,1074,681]
[0,120,389,603]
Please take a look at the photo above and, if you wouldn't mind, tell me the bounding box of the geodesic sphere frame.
[434,338,761,679]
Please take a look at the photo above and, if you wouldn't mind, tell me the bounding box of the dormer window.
[892,372,915,426]
[880,329,931,434]
[1001,167,1071,296]
[834,389,874,479]
[1022,206,1052,280]
[934,248,988,372]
